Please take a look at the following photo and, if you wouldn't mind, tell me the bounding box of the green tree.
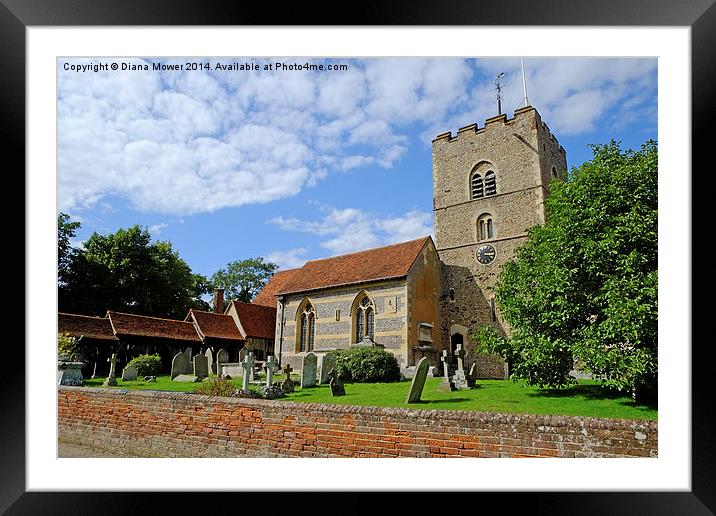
[59,225,211,318]
[477,140,657,401]
[58,212,81,286]
[211,257,279,303]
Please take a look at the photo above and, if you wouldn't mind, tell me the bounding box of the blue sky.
[58,57,657,277]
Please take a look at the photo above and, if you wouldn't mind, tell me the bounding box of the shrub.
[332,347,401,383]
[193,377,237,397]
[58,332,82,362]
[126,354,162,376]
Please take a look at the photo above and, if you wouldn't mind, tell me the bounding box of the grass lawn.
[81,374,656,421]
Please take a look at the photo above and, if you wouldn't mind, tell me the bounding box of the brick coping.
[58,386,657,430]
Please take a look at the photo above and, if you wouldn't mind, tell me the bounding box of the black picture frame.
[4,1,713,513]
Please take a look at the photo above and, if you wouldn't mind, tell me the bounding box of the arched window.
[352,293,375,343]
[551,166,557,178]
[477,213,495,241]
[297,301,315,352]
[471,173,484,199]
[484,170,497,196]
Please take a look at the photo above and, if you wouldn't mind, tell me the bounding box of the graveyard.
[79,349,657,421]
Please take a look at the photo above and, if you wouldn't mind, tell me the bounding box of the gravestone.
[405,357,430,403]
[103,353,120,386]
[183,347,193,362]
[241,353,255,392]
[170,351,190,379]
[220,363,242,378]
[468,363,479,384]
[216,348,229,375]
[318,353,336,385]
[58,361,84,386]
[300,352,317,388]
[281,364,295,393]
[437,350,457,392]
[205,348,215,375]
[121,365,138,381]
[264,355,278,387]
[193,354,209,378]
[238,347,248,362]
[174,374,200,382]
[451,344,471,390]
[327,368,345,397]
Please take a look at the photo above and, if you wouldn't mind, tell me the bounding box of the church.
[262,106,568,378]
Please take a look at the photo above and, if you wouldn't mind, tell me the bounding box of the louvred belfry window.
[471,173,484,199]
[484,171,496,196]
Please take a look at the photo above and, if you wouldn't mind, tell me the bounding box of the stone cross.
[241,352,255,392]
[264,355,277,387]
[283,364,293,377]
[441,350,451,379]
[455,344,465,371]
[104,353,119,386]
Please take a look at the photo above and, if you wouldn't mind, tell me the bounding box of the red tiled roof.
[230,301,276,340]
[58,313,118,341]
[187,309,245,341]
[275,237,431,295]
[252,268,302,307]
[106,311,201,342]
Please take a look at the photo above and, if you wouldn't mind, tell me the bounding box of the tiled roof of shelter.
[252,268,302,307]
[106,311,201,342]
[229,301,276,340]
[275,237,431,295]
[187,309,245,341]
[58,313,118,341]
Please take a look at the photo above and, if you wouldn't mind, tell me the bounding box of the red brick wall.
[58,386,657,458]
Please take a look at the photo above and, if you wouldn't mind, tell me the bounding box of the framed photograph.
[7,0,713,513]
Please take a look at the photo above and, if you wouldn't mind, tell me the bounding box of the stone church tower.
[432,106,567,378]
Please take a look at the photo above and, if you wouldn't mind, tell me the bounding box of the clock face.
[476,244,496,265]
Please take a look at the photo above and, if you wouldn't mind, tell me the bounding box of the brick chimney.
[213,288,224,314]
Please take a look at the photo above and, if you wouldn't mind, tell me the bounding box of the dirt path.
[58,441,125,458]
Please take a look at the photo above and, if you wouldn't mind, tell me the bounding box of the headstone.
[103,353,119,386]
[90,361,98,379]
[205,348,215,375]
[170,351,190,379]
[58,361,84,386]
[220,362,243,378]
[174,374,200,382]
[429,366,442,377]
[216,348,229,375]
[437,350,457,392]
[241,352,255,392]
[318,352,336,384]
[468,362,479,386]
[281,364,295,393]
[264,355,278,387]
[238,347,248,363]
[121,365,138,381]
[328,368,345,397]
[451,344,472,390]
[405,357,430,403]
[193,354,209,378]
[300,352,317,388]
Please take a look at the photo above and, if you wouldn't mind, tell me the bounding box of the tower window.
[490,298,497,322]
[449,288,455,302]
[484,171,497,196]
[477,213,494,241]
[471,173,484,199]
[552,166,557,178]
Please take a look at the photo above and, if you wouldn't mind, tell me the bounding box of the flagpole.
[521,58,529,107]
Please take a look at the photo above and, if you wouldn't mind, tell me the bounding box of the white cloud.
[269,205,434,256]
[59,57,656,216]
[265,248,309,270]
[148,223,168,236]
